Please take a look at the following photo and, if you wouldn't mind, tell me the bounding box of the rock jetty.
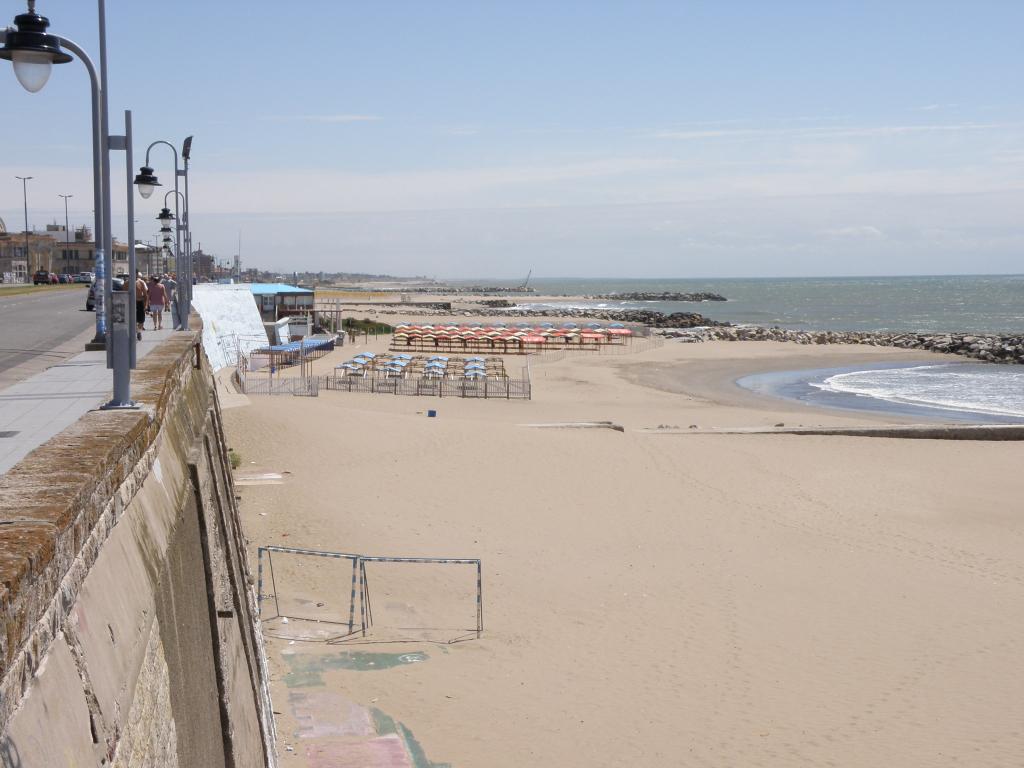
[492,308,726,327]
[586,291,727,302]
[657,326,1024,365]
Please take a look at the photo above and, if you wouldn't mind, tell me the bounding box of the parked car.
[58,273,73,283]
[86,277,125,311]
[32,269,50,285]
[75,272,94,283]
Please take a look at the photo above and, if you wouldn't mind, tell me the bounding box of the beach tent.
[562,322,578,329]
[522,335,546,343]
[466,356,485,362]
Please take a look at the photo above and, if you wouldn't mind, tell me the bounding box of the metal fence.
[527,333,663,364]
[322,374,531,399]
[237,372,320,396]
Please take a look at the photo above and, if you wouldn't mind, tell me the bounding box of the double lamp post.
[0,1,194,408]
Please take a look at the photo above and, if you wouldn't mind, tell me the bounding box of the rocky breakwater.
[657,326,1024,365]
[492,307,728,327]
[586,291,727,302]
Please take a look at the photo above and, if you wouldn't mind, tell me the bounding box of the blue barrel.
[427,410,437,418]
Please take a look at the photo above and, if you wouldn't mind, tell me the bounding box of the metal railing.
[322,374,531,399]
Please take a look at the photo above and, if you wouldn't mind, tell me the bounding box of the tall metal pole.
[49,34,106,349]
[15,175,31,277]
[163,189,183,292]
[58,193,72,273]
[101,107,136,409]
[144,140,183,328]
[180,139,193,320]
[97,0,115,364]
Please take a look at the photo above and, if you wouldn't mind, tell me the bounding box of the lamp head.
[0,2,73,93]
[156,207,175,227]
[133,166,161,199]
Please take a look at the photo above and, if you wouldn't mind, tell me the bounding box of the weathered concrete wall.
[0,328,275,768]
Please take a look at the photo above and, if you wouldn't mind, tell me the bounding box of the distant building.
[248,283,315,322]
[0,220,128,281]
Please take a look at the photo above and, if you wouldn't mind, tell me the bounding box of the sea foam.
[811,364,1024,418]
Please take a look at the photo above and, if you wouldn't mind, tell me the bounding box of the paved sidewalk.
[0,328,179,475]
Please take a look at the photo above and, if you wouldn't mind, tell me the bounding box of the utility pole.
[59,193,72,274]
[15,175,32,278]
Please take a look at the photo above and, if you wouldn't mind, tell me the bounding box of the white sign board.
[191,284,268,371]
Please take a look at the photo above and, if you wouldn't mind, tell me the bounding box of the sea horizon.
[442,274,1024,336]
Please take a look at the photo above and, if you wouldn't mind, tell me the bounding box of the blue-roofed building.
[248,283,315,322]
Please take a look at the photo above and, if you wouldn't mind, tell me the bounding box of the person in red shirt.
[147,276,167,330]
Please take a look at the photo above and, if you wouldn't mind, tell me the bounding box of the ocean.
[460,274,1024,334]
[453,274,1024,421]
[738,363,1024,424]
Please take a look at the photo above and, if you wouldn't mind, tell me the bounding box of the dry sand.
[224,338,1023,767]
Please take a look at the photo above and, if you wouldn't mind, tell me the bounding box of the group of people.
[133,272,180,340]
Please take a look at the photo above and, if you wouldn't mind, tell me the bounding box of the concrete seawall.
[0,329,275,767]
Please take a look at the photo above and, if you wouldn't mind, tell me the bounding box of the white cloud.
[821,225,885,238]
[652,121,1015,141]
[441,125,481,137]
[262,114,382,123]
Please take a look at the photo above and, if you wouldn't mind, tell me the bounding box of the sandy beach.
[224,335,1023,767]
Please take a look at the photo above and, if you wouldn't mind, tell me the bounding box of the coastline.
[226,333,1024,767]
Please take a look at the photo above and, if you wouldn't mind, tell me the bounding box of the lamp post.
[135,136,193,328]
[15,175,31,276]
[58,192,71,273]
[0,2,138,408]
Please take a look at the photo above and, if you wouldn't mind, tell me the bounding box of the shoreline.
[225,336,1024,767]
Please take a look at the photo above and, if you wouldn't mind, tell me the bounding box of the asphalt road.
[0,287,94,384]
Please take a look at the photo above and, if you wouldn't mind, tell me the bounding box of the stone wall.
[0,329,275,768]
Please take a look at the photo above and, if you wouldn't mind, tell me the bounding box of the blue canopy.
[466,356,485,362]
[428,355,449,361]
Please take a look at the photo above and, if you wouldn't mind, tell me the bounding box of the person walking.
[147,276,167,331]
[163,272,180,330]
[134,272,148,341]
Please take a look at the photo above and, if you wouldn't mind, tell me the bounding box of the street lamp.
[1,1,139,409]
[133,165,159,199]
[14,175,32,277]
[134,135,194,326]
[58,192,71,272]
[0,2,70,92]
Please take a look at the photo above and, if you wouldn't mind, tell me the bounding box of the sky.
[0,0,1022,279]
